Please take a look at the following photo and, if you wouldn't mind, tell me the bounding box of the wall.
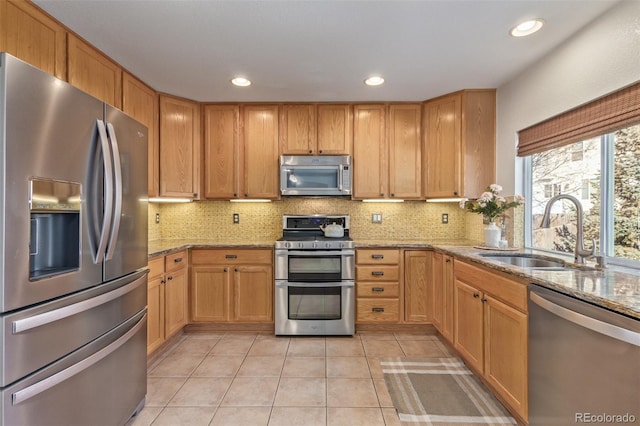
[148,199,473,243]
[496,0,640,194]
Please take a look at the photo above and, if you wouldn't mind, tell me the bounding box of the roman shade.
[517,81,640,156]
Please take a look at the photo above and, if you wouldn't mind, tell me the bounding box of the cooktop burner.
[276,214,354,250]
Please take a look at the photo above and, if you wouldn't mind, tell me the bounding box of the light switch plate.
[372,213,382,224]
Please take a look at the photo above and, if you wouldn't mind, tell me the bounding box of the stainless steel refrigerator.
[0,53,148,425]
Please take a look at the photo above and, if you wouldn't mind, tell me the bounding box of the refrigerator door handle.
[105,122,123,261]
[530,290,640,347]
[11,312,146,406]
[95,119,114,264]
[12,273,146,334]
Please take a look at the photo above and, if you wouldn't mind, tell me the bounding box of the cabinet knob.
[161,279,166,284]
[319,150,323,154]
[167,276,173,281]
[473,293,479,298]
[454,191,458,196]
[308,150,313,154]
[193,193,198,197]
[233,193,238,197]
[391,193,395,197]
[481,298,487,303]
[174,257,183,263]
[380,193,384,197]
[244,193,248,197]
[445,259,451,263]
[234,268,238,272]
[224,268,228,272]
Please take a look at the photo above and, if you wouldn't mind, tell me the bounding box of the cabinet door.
[424,94,461,198]
[484,295,528,419]
[67,34,122,108]
[242,105,279,199]
[0,0,66,79]
[389,104,422,199]
[203,104,240,199]
[191,266,231,322]
[147,274,165,354]
[122,72,159,197]
[454,280,483,372]
[159,95,201,198]
[404,250,430,323]
[442,255,455,341]
[317,104,352,155]
[165,268,188,337]
[431,252,444,332]
[280,104,316,155]
[353,104,386,199]
[233,265,273,322]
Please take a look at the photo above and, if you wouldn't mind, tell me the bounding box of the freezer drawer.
[0,270,147,387]
[1,310,147,426]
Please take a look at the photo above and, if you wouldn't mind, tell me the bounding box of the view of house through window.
[529,124,640,265]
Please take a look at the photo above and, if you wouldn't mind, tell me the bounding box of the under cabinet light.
[229,199,272,203]
[148,197,193,203]
[426,198,466,203]
[362,199,404,203]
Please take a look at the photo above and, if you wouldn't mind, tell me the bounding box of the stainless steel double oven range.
[275,215,355,336]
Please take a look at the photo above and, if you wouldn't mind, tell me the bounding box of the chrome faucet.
[540,194,595,264]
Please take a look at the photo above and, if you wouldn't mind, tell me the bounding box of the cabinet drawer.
[356,249,400,265]
[356,299,400,322]
[357,283,400,298]
[455,261,527,312]
[191,249,272,265]
[356,265,400,281]
[165,250,187,272]
[148,256,165,279]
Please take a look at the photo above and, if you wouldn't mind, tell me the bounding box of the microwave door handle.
[338,164,344,191]
[105,123,122,261]
[95,120,113,264]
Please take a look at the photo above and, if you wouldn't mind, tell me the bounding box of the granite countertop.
[147,238,640,320]
[436,245,640,321]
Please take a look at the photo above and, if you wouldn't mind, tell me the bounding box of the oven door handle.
[283,250,355,256]
[275,281,354,288]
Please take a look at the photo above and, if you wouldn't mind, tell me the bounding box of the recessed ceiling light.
[231,77,251,87]
[510,19,544,37]
[364,76,385,86]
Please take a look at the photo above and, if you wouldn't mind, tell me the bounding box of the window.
[571,141,584,161]
[543,183,562,198]
[527,124,640,265]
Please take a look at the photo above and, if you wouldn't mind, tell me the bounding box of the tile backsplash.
[148,199,480,242]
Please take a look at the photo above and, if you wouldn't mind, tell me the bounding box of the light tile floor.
[128,332,453,426]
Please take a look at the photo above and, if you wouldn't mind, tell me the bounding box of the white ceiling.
[34,0,621,103]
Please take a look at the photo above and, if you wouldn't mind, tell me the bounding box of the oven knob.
[285,242,290,248]
[340,242,345,248]
[313,242,318,248]
[325,242,331,248]
[298,242,303,248]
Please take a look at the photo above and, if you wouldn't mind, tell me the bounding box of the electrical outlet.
[372,213,382,224]
[155,213,160,224]
[441,213,449,224]
[233,213,240,224]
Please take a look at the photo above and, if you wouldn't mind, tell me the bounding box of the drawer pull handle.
[173,257,183,263]
[372,287,384,292]
[371,254,384,259]
[225,254,238,259]
[372,307,385,313]
[372,271,384,276]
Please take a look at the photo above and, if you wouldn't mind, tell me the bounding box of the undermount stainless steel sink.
[479,253,566,269]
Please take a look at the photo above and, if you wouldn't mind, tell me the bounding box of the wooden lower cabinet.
[454,260,528,421]
[355,249,401,323]
[404,250,431,323]
[432,252,454,341]
[190,249,273,323]
[146,250,188,354]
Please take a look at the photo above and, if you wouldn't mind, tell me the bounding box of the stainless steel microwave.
[280,155,352,196]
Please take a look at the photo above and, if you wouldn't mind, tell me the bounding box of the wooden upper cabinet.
[0,0,66,79]
[159,95,201,198]
[203,104,240,199]
[280,104,316,155]
[317,104,352,155]
[423,90,495,199]
[67,34,122,108]
[353,104,422,200]
[122,72,159,197]
[389,104,422,199]
[280,104,352,155]
[242,105,280,199]
[353,104,386,199]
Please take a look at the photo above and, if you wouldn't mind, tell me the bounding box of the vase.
[484,221,501,248]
